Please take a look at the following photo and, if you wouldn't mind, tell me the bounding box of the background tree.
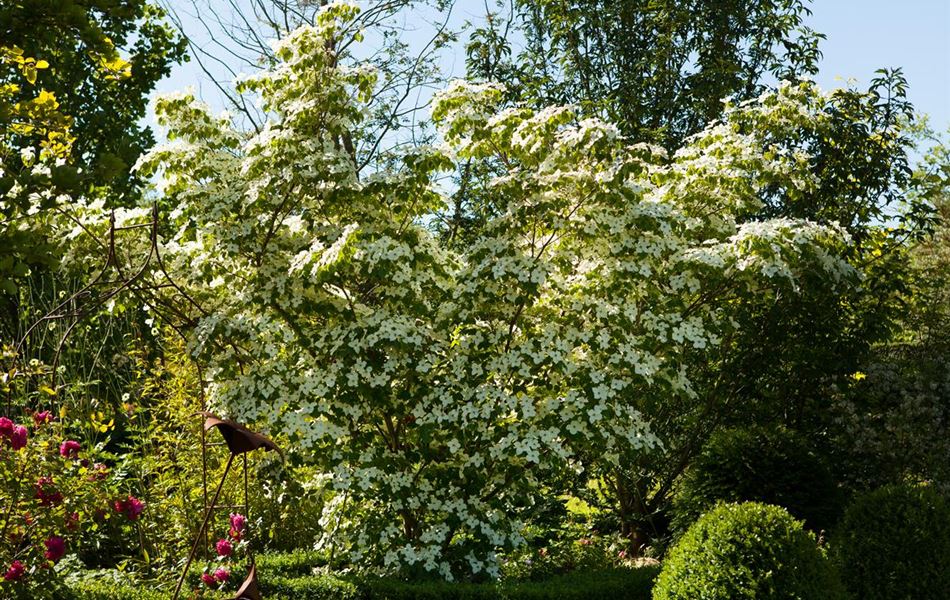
[0,0,185,334]
[0,2,186,468]
[0,0,185,198]
[475,0,823,149]
[831,138,950,495]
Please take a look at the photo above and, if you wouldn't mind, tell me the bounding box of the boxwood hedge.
[67,562,659,600]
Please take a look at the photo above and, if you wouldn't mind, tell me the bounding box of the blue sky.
[155,0,950,130]
[807,0,949,129]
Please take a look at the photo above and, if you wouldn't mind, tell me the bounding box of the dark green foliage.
[832,191,950,495]
[653,502,845,600]
[66,582,168,600]
[68,567,659,600]
[672,427,842,535]
[498,527,620,582]
[833,358,950,494]
[0,0,185,312]
[263,574,362,600]
[0,0,186,196]
[506,0,823,148]
[833,484,950,600]
[709,69,921,432]
[255,548,332,576]
[361,569,658,600]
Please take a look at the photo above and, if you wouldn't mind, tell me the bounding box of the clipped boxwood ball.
[672,426,842,535]
[834,484,950,600]
[653,502,845,600]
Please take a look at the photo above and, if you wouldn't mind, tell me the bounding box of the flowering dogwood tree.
[126,3,855,580]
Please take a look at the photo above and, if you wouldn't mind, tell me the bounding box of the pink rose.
[88,462,109,481]
[10,426,27,450]
[34,477,63,507]
[0,417,14,438]
[201,572,217,587]
[215,538,232,557]
[43,536,66,563]
[113,495,145,521]
[229,513,246,540]
[229,513,246,532]
[32,411,53,427]
[213,567,229,583]
[59,440,81,459]
[3,560,25,581]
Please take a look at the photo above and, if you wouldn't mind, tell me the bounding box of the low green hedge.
[256,549,331,576]
[361,569,658,600]
[67,581,169,600]
[66,566,659,600]
[261,574,359,599]
[183,548,331,582]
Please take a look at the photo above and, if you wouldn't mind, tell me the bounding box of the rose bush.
[0,359,145,597]
[196,512,249,594]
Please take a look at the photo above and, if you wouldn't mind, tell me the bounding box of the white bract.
[130,2,854,580]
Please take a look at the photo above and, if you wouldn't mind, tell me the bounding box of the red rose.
[43,536,66,563]
[34,477,64,507]
[32,411,53,427]
[10,426,27,450]
[113,495,145,521]
[0,417,14,438]
[3,560,25,581]
[59,440,81,459]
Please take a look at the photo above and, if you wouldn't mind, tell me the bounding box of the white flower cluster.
[126,2,858,581]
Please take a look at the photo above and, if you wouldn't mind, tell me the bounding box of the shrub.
[123,338,329,569]
[653,502,845,600]
[262,574,361,600]
[0,404,140,599]
[499,531,621,581]
[832,360,950,495]
[672,426,841,534]
[66,581,169,600]
[834,484,950,600]
[255,548,331,576]
[67,566,659,599]
[362,569,658,600]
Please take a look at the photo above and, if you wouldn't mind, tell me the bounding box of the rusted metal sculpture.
[14,205,212,396]
[172,413,282,600]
